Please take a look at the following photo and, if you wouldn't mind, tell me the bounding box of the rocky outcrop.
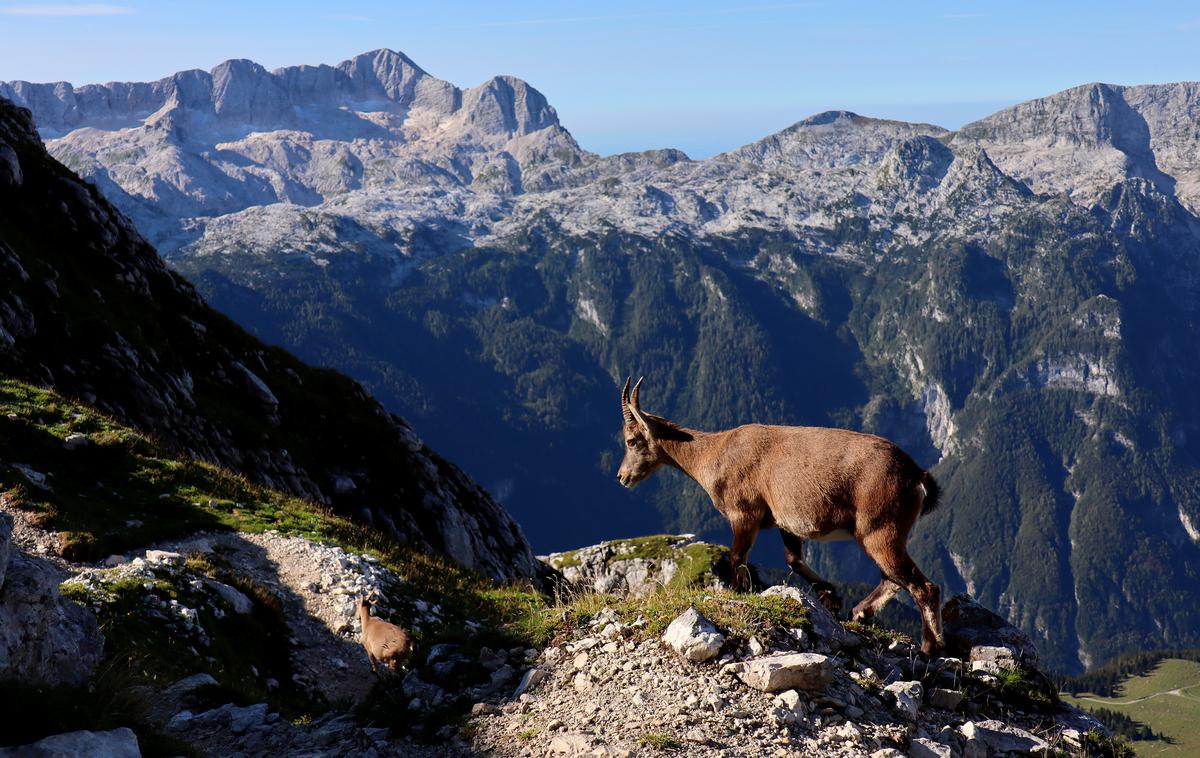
[0,513,103,685]
[941,594,1040,671]
[541,535,732,597]
[0,96,535,582]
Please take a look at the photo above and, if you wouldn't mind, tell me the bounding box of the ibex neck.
[658,430,714,482]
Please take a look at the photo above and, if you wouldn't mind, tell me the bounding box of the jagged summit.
[0,47,561,138]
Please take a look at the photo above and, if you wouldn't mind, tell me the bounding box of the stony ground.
[469,603,1105,758]
[5,501,1114,757]
[165,531,407,705]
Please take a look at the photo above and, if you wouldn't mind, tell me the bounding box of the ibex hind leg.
[851,575,901,622]
[859,530,943,655]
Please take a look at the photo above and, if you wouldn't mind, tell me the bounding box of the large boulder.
[760,584,855,651]
[0,547,103,685]
[942,594,1039,670]
[725,652,836,692]
[0,727,140,757]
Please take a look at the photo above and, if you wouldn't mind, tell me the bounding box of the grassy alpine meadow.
[1061,658,1200,756]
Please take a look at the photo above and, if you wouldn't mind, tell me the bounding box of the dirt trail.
[1074,688,1188,706]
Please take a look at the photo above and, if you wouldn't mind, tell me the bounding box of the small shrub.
[1081,729,1138,758]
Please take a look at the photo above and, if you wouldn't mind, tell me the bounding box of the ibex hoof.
[811,581,844,614]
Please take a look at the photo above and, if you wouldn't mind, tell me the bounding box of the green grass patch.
[522,585,808,648]
[843,620,913,649]
[1080,729,1139,758]
[638,733,683,751]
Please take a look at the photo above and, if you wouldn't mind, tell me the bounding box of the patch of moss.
[548,535,727,591]
[844,620,914,649]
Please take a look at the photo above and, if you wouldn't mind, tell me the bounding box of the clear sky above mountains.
[2,0,1199,157]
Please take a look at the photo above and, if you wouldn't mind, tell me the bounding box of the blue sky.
[2,1,1199,157]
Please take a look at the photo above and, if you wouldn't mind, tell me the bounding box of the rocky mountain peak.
[461,74,559,136]
[876,135,955,193]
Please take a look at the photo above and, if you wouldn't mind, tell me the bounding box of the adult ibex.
[616,377,946,655]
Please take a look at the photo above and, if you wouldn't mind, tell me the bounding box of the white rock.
[207,580,253,614]
[662,606,724,663]
[63,433,89,450]
[883,680,923,720]
[512,666,547,697]
[144,550,184,567]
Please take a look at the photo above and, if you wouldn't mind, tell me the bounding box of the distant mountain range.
[5,51,1200,673]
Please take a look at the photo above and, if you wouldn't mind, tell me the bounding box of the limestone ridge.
[0,97,536,581]
[0,49,557,139]
[0,48,585,244]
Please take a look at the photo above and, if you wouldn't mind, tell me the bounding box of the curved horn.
[621,376,635,425]
[628,376,652,435]
[366,589,380,604]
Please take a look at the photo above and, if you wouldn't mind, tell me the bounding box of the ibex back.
[615,377,945,655]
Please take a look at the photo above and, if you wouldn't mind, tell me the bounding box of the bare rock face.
[0,517,103,685]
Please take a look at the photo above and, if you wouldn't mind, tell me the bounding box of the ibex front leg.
[780,530,843,613]
[728,516,760,593]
